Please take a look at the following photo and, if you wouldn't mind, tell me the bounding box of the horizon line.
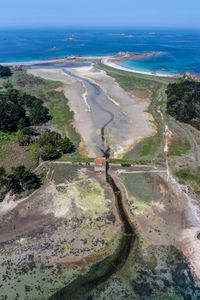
[0,25,200,30]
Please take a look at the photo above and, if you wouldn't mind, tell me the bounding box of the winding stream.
[48,65,137,299]
[51,173,135,300]
[63,68,115,152]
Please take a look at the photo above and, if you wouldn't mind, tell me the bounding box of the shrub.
[0,65,12,77]
[40,144,61,160]
[39,131,76,161]
[166,76,200,130]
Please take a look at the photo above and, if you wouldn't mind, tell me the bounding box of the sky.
[1,0,200,28]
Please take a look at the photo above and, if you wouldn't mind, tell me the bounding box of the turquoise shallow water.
[0,28,200,75]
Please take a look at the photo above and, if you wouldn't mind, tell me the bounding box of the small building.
[95,157,106,173]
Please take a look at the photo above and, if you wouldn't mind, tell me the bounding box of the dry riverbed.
[28,63,155,158]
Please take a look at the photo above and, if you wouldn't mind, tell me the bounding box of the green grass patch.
[0,131,39,171]
[50,105,69,127]
[175,167,200,185]
[0,131,22,157]
[26,142,40,169]
[51,164,79,184]
[99,62,158,92]
[48,91,80,149]
[10,69,60,91]
[77,179,108,213]
[108,158,150,165]
[175,167,200,199]
[60,155,151,165]
[98,62,175,91]
[168,136,190,156]
[139,134,162,157]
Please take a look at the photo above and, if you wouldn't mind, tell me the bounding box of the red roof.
[95,157,106,166]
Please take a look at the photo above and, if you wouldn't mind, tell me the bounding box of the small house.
[95,157,106,173]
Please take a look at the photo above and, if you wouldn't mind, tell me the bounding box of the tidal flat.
[0,58,200,300]
[28,61,156,158]
[0,164,122,299]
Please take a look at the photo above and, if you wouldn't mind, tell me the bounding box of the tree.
[24,173,41,191]
[39,131,62,147]
[166,77,200,130]
[29,105,51,125]
[0,89,51,132]
[38,131,76,161]
[7,166,41,193]
[0,65,12,77]
[0,99,27,132]
[59,137,76,154]
[0,167,7,188]
[40,144,61,160]
[21,95,52,125]
[21,127,38,136]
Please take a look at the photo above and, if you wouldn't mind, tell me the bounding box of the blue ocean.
[0,28,200,75]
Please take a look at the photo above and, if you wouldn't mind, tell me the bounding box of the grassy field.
[0,131,39,172]
[98,62,175,89]
[176,167,200,184]
[175,167,200,198]
[168,135,191,156]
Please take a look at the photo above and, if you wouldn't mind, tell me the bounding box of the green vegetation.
[39,131,76,161]
[175,167,200,197]
[26,142,40,167]
[0,69,81,170]
[21,127,38,136]
[0,165,41,201]
[166,76,200,130]
[139,134,162,157]
[99,62,158,92]
[60,156,151,165]
[151,290,184,300]
[168,135,190,156]
[175,167,200,185]
[0,65,12,77]
[99,61,175,90]
[0,131,38,170]
[0,167,7,189]
[9,70,80,149]
[77,179,108,213]
[0,89,51,132]
[108,158,150,165]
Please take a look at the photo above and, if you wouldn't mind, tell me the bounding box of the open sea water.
[0,28,200,75]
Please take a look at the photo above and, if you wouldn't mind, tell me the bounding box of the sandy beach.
[101,57,178,78]
[2,51,179,78]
